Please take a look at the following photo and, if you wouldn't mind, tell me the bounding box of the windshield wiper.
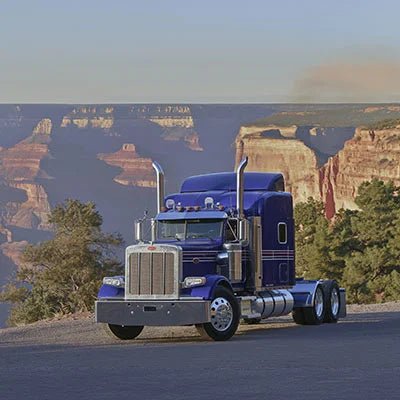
[188,234,215,241]
[162,234,181,241]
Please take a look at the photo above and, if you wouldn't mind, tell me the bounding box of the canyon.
[235,120,400,218]
[1,103,400,327]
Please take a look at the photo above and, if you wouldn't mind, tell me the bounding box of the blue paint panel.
[259,193,296,287]
[289,280,320,307]
[98,284,124,298]
[181,172,283,193]
[182,275,233,299]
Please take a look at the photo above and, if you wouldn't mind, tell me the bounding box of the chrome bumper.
[95,299,211,326]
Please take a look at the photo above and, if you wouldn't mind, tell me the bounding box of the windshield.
[157,219,223,241]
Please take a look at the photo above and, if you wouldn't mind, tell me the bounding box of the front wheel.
[105,324,144,340]
[196,286,240,341]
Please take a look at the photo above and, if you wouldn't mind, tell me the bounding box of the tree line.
[295,179,400,303]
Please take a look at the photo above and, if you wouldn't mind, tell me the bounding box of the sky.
[1,0,400,103]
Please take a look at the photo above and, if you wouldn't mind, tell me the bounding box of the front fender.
[182,275,233,300]
[98,284,125,299]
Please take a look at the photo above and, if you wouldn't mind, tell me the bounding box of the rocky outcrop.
[0,142,49,181]
[235,123,400,218]
[6,183,52,230]
[0,224,13,243]
[0,137,52,230]
[98,144,156,187]
[0,240,28,267]
[61,106,114,129]
[149,115,194,129]
[236,125,319,202]
[33,118,52,135]
[184,132,203,151]
[320,125,400,217]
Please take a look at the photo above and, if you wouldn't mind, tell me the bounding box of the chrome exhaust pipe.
[152,161,165,213]
[236,157,248,219]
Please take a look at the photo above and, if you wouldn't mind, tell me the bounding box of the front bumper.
[95,299,211,326]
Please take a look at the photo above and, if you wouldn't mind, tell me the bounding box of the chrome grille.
[126,244,181,299]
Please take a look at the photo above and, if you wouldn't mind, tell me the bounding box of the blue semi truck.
[95,158,346,341]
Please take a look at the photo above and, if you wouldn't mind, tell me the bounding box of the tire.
[292,285,325,325]
[106,324,144,340]
[323,281,341,323]
[196,286,240,341]
[292,308,306,325]
[303,285,325,325]
[243,318,262,325]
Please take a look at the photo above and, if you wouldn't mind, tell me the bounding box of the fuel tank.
[241,289,294,319]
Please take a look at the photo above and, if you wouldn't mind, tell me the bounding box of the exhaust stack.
[236,157,248,219]
[152,161,165,214]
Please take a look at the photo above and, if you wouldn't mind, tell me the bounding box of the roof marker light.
[166,199,175,209]
[204,197,214,209]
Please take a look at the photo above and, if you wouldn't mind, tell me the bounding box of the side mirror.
[134,220,144,243]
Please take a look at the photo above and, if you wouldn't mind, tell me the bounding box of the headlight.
[103,276,125,287]
[182,276,206,289]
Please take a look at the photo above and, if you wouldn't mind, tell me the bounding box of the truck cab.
[96,158,346,341]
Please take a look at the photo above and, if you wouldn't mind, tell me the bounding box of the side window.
[278,222,287,244]
[225,219,238,242]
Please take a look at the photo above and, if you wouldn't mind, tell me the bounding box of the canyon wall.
[236,123,400,217]
[236,125,320,202]
[320,125,400,216]
[0,133,52,230]
[97,144,156,187]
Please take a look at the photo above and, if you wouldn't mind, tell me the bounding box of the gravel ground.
[1,301,399,347]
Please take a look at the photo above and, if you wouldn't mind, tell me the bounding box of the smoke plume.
[293,60,400,102]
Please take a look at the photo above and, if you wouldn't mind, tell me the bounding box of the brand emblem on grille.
[192,258,200,264]
[147,246,157,251]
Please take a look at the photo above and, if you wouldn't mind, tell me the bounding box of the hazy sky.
[1,0,400,103]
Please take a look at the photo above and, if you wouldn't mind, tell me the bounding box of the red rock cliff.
[98,144,156,187]
[0,134,52,230]
[235,123,400,218]
[320,125,400,217]
[235,125,320,203]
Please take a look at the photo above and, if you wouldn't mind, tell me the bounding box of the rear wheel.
[292,285,325,325]
[196,286,240,341]
[106,324,144,340]
[323,281,341,323]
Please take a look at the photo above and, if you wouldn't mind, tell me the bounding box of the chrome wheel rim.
[314,288,324,318]
[331,288,339,316]
[210,297,233,332]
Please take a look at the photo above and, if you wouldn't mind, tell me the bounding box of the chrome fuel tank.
[241,289,294,320]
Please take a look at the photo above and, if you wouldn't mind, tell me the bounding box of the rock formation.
[33,118,52,135]
[0,240,28,267]
[236,125,320,202]
[61,106,114,129]
[235,123,400,218]
[98,144,156,187]
[320,125,400,217]
[0,136,52,230]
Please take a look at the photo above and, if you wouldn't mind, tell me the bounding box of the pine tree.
[0,199,123,326]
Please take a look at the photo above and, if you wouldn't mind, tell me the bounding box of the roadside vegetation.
[295,179,400,303]
[0,200,123,326]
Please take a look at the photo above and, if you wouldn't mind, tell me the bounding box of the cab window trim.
[277,222,287,244]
